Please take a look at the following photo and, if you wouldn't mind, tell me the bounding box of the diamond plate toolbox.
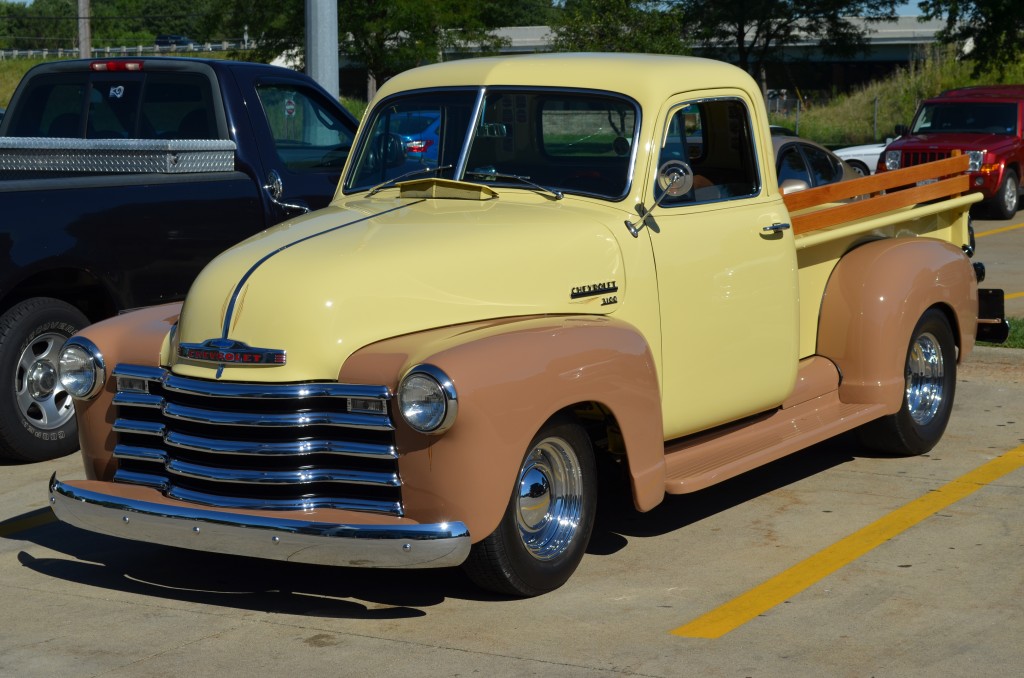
[0,137,237,174]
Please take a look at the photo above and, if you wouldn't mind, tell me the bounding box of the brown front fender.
[340,315,666,543]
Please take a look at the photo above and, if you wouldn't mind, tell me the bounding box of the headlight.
[885,150,902,171]
[966,150,985,172]
[58,337,106,400]
[397,364,457,434]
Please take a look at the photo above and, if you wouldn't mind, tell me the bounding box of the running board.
[663,357,888,494]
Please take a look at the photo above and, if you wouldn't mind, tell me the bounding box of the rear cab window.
[4,69,221,140]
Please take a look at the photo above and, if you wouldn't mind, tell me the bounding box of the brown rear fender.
[339,315,666,543]
[817,238,977,410]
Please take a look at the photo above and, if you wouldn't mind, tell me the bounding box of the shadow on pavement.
[6,436,877,612]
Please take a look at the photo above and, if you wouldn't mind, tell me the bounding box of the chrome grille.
[901,149,952,168]
[110,364,402,515]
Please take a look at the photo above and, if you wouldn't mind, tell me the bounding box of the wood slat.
[783,152,969,213]
[791,175,970,235]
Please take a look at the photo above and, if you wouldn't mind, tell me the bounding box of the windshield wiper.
[367,165,453,197]
[464,170,563,200]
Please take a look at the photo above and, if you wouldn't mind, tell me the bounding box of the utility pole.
[77,0,91,59]
[305,0,339,99]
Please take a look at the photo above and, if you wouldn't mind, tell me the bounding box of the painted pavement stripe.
[975,222,1024,238]
[672,444,1024,639]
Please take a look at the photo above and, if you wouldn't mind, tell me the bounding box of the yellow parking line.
[975,222,1024,237]
[672,444,1024,639]
[1007,291,1023,301]
[0,508,55,538]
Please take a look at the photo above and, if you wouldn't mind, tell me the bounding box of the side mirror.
[894,124,908,137]
[383,133,407,168]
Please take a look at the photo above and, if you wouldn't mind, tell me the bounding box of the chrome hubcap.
[515,436,584,561]
[15,331,75,430]
[905,331,944,426]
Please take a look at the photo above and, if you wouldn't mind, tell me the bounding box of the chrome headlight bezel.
[397,364,458,435]
[58,336,106,400]
[966,150,985,172]
[885,150,902,171]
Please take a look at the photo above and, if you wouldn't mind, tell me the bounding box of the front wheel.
[990,168,1019,220]
[858,309,957,456]
[0,298,89,462]
[463,416,597,596]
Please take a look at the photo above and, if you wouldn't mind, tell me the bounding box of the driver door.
[648,94,800,439]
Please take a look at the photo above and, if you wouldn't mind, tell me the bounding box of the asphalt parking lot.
[0,205,1020,678]
[1,342,1021,677]
[973,209,1024,317]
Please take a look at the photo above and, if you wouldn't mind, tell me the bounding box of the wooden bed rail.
[782,152,971,236]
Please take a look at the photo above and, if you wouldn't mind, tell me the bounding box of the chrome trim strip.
[113,418,166,436]
[49,474,465,568]
[113,364,166,381]
[114,443,167,462]
[114,469,169,490]
[164,373,391,401]
[164,431,398,459]
[165,458,400,487]
[114,392,165,408]
[454,87,487,179]
[161,402,394,430]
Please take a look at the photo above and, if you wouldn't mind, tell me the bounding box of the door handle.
[762,222,790,233]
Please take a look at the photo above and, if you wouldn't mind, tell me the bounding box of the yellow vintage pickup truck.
[48,54,1008,597]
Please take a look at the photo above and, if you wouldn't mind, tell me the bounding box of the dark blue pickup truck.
[0,57,358,462]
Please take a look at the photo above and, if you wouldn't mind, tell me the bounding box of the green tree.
[679,0,901,88]
[918,0,1024,76]
[550,0,688,54]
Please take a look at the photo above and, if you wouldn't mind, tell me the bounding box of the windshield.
[911,102,1018,135]
[344,88,639,199]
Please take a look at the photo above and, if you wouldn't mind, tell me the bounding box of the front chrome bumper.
[49,474,471,568]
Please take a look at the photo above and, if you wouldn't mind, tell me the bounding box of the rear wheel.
[858,309,957,456]
[0,298,89,462]
[463,416,597,596]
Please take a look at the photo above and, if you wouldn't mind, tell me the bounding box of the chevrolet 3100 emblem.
[177,338,287,366]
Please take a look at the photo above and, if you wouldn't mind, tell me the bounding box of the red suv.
[878,85,1024,219]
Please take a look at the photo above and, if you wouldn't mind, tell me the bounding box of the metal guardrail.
[0,42,250,60]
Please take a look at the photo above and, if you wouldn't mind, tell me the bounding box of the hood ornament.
[178,338,286,366]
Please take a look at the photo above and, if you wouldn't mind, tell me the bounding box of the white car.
[833,140,892,176]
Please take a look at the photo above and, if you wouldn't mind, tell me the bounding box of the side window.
[803,144,841,186]
[657,98,759,205]
[777,146,811,186]
[256,84,356,170]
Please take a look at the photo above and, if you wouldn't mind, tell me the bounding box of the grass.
[979,316,1024,349]
[769,46,1024,146]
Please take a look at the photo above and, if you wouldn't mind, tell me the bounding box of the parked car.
[155,34,194,47]
[389,111,440,164]
[770,124,797,136]
[774,135,860,192]
[880,85,1024,219]
[834,141,891,176]
[0,107,5,123]
[0,57,358,463]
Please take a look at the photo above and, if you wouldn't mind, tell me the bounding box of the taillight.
[90,61,144,72]
[406,139,434,153]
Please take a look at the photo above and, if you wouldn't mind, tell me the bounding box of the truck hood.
[890,132,1017,153]
[172,190,627,382]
